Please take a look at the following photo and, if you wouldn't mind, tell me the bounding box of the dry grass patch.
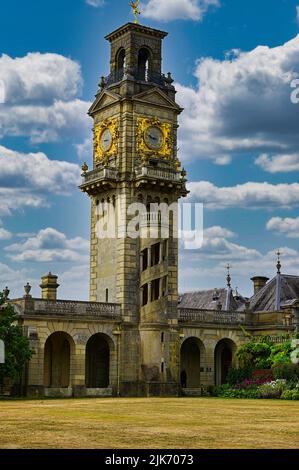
[0,397,298,449]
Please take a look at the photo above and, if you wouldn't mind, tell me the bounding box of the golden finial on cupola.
[130,1,141,24]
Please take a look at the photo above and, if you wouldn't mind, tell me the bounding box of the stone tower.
[80,22,187,395]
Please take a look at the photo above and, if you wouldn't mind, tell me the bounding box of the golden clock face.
[100,128,113,152]
[144,126,164,150]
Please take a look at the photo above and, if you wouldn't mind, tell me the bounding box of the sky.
[0,0,299,300]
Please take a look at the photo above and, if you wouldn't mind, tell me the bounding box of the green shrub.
[281,389,299,400]
[214,384,259,399]
[258,379,287,399]
[226,367,252,386]
[237,342,272,370]
[270,342,293,366]
[281,390,294,400]
[272,363,299,381]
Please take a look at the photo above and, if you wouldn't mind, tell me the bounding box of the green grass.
[0,397,298,449]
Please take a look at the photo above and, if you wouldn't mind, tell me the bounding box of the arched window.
[116,48,126,81]
[138,48,150,81]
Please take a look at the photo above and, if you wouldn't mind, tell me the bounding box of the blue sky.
[0,0,299,300]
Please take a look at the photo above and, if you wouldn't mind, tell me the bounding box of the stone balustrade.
[179,307,246,325]
[13,298,121,319]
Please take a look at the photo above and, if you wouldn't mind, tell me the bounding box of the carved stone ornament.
[94,118,119,164]
[136,116,174,162]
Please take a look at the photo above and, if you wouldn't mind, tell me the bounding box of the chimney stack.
[40,273,59,301]
[251,276,269,295]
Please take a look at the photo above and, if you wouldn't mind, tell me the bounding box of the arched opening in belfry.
[85,333,111,388]
[138,48,150,81]
[44,332,73,388]
[116,48,126,78]
[214,338,237,386]
[180,337,204,388]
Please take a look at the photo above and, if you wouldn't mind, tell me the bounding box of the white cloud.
[0,262,33,295]
[58,264,90,300]
[187,181,299,210]
[5,227,89,263]
[267,216,299,238]
[176,35,299,164]
[0,145,81,218]
[86,0,105,7]
[0,188,44,219]
[141,0,219,22]
[0,258,90,300]
[255,153,299,173]
[214,155,232,166]
[201,226,259,260]
[180,224,258,259]
[0,52,91,144]
[179,240,299,296]
[0,145,81,193]
[75,137,93,160]
[0,228,11,240]
[204,226,235,239]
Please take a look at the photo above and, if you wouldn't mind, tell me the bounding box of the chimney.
[40,273,59,300]
[251,276,269,295]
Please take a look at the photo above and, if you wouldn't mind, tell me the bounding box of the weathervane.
[276,249,282,274]
[130,1,141,24]
[226,263,232,288]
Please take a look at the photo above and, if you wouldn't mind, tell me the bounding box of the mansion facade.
[5,22,299,397]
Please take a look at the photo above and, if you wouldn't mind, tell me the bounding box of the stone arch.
[85,333,115,388]
[44,331,75,388]
[137,47,152,81]
[214,338,237,386]
[116,47,126,73]
[180,337,205,388]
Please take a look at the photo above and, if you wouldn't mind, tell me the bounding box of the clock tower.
[80,22,187,395]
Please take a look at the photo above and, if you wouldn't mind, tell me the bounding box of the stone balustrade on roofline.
[81,167,119,185]
[178,307,247,325]
[135,166,182,182]
[11,298,121,320]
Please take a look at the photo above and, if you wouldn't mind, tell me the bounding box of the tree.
[0,292,34,395]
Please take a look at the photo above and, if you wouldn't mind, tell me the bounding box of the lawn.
[0,397,298,449]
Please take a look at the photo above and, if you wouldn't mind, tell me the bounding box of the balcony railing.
[136,166,181,182]
[179,308,246,325]
[81,167,118,185]
[103,68,168,88]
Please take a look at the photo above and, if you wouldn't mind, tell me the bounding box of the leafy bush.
[258,379,287,399]
[237,342,272,369]
[270,342,293,366]
[272,363,299,382]
[226,367,252,386]
[281,389,299,400]
[214,384,259,399]
[281,390,294,400]
[0,293,34,394]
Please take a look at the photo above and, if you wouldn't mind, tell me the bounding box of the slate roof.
[238,274,299,313]
[179,288,246,311]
